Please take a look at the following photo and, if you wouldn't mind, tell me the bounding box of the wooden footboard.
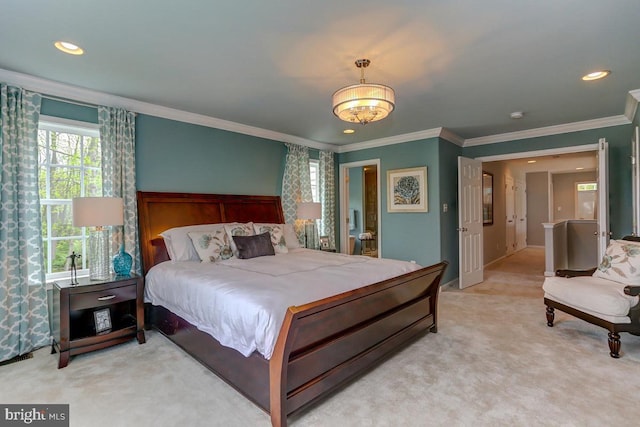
[269,261,447,426]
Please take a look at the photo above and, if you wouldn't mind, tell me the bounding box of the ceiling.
[1,1,639,148]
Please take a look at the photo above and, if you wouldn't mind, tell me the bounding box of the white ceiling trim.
[476,143,598,162]
[2,68,637,154]
[624,89,640,122]
[0,67,334,151]
[463,115,631,147]
[337,127,452,153]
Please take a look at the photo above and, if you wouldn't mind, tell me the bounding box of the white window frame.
[39,115,100,282]
[309,159,320,203]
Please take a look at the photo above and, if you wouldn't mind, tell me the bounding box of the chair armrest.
[624,285,640,296]
[555,268,596,278]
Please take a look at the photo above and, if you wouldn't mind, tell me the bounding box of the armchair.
[543,236,640,358]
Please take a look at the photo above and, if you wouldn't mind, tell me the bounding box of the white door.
[515,179,527,250]
[597,138,610,260]
[633,127,640,235]
[505,175,516,255]
[458,156,483,289]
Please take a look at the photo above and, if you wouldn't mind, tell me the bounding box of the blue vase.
[113,244,133,276]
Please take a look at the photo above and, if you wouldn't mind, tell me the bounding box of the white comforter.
[144,249,422,359]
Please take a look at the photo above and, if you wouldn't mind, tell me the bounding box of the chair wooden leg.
[546,306,555,327]
[608,332,621,358]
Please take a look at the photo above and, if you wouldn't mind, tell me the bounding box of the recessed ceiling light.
[527,160,537,164]
[343,129,355,134]
[510,111,524,119]
[54,41,84,55]
[581,70,610,81]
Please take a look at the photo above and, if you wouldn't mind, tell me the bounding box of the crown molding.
[2,68,636,154]
[625,89,640,122]
[337,127,464,153]
[0,68,334,151]
[463,115,631,147]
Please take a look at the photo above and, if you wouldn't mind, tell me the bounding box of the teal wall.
[338,138,442,269]
[463,124,633,238]
[135,115,285,195]
[41,98,98,123]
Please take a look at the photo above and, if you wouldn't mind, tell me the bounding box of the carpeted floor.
[2,248,638,426]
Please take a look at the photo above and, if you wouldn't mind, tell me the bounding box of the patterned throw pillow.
[593,240,640,285]
[224,223,255,257]
[253,223,289,254]
[187,228,234,262]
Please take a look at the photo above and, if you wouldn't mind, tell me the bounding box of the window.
[38,117,101,281]
[309,159,320,203]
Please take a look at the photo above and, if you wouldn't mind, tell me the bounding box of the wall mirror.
[482,171,493,225]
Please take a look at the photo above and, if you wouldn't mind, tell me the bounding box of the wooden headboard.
[137,191,285,274]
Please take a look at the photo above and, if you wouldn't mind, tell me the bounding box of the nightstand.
[51,274,145,368]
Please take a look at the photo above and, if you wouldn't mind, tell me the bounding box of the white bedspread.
[144,249,422,359]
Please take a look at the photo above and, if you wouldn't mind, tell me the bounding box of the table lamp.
[296,202,322,249]
[72,197,124,280]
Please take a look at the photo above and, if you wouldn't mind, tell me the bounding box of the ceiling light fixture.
[332,59,395,125]
[54,41,84,55]
[581,70,610,81]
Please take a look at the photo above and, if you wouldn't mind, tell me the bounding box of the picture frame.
[387,166,428,213]
[319,236,330,249]
[482,171,494,225]
[94,308,112,335]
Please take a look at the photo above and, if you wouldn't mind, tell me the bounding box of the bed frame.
[137,191,447,426]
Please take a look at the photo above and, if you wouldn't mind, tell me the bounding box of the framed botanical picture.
[387,167,428,213]
[94,308,112,335]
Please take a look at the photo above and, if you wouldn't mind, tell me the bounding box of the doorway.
[459,143,602,289]
[339,159,381,257]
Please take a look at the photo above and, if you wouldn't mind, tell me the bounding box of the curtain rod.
[41,94,137,115]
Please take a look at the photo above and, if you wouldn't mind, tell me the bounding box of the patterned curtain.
[0,84,50,362]
[319,150,336,249]
[98,107,140,274]
[281,143,313,239]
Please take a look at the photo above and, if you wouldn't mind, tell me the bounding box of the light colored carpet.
[2,249,638,426]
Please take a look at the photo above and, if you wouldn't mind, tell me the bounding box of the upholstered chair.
[543,236,640,358]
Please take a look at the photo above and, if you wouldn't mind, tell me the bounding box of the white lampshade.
[72,197,124,227]
[332,59,395,125]
[297,202,322,220]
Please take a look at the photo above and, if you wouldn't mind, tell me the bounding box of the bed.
[137,191,447,427]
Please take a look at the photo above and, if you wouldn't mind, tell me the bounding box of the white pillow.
[283,223,302,249]
[160,223,236,261]
[253,223,289,254]
[224,223,255,257]
[593,239,640,285]
[188,229,234,262]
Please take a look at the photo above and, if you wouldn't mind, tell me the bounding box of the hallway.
[456,247,546,298]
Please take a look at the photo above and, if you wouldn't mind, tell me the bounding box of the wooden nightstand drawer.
[70,284,137,310]
[52,275,145,368]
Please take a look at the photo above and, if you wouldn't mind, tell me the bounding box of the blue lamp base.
[113,244,133,276]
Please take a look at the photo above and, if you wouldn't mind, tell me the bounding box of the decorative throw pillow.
[253,223,289,253]
[160,223,236,261]
[187,229,234,262]
[224,222,255,257]
[593,239,640,285]
[232,232,275,259]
